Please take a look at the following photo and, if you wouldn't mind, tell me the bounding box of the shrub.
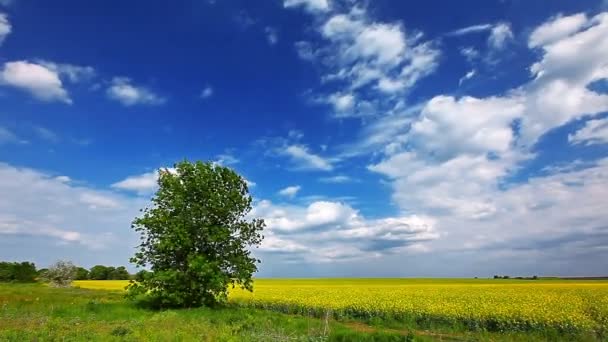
[43,260,77,287]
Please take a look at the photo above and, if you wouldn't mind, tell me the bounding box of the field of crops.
[74,278,608,338]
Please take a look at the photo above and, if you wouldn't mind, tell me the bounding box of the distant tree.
[43,260,77,287]
[127,161,265,308]
[493,275,500,279]
[532,275,538,280]
[0,261,37,282]
[503,275,510,279]
[108,266,130,280]
[106,266,116,279]
[89,265,109,280]
[75,267,90,280]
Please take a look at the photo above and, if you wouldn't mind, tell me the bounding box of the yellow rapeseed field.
[74,278,608,334]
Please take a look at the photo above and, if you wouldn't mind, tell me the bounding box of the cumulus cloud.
[529,13,588,48]
[251,199,438,262]
[291,5,440,118]
[520,12,608,145]
[111,170,161,194]
[0,163,143,257]
[0,61,71,103]
[569,117,608,145]
[364,11,608,270]
[106,77,166,106]
[278,185,301,198]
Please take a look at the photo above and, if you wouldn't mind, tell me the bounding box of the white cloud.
[278,185,301,198]
[363,11,608,267]
[0,13,10,45]
[460,46,479,62]
[55,176,71,183]
[569,117,608,145]
[0,163,143,253]
[200,85,213,99]
[294,41,317,61]
[319,175,354,183]
[214,153,239,166]
[80,193,120,209]
[106,77,166,106]
[458,69,476,85]
[447,22,513,50]
[408,95,524,159]
[284,0,329,13]
[37,61,96,83]
[529,13,588,48]
[328,92,355,112]
[295,6,440,118]
[447,23,493,36]
[251,199,438,262]
[282,144,333,171]
[111,170,159,193]
[265,26,279,45]
[0,61,71,103]
[520,12,608,145]
[488,22,513,49]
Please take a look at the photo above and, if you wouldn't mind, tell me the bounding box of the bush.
[43,260,77,287]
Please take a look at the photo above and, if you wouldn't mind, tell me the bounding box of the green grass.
[0,283,422,341]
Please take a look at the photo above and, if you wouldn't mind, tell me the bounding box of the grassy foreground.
[0,283,416,341]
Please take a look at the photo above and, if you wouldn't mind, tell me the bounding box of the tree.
[0,261,37,282]
[75,267,90,280]
[127,161,265,308]
[134,270,151,282]
[89,265,109,280]
[43,260,77,287]
[108,266,130,280]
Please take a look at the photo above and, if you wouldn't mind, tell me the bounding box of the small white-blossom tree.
[43,260,77,287]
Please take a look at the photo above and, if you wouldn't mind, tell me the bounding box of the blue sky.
[1,0,608,277]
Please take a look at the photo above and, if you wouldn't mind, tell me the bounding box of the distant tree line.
[0,261,37,282]
[493,275,538,280]
[0,261,133,283]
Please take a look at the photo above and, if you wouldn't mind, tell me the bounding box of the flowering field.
[74,278,608,336]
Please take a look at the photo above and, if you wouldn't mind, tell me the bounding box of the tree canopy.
[127,160,265,308]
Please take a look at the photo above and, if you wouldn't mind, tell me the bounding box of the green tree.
[108,266,130,280]
[75,267,90,280]
[0,261,37,282]
[134,270,151,282]
[127,161,264,308]
[89,265,109,280]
